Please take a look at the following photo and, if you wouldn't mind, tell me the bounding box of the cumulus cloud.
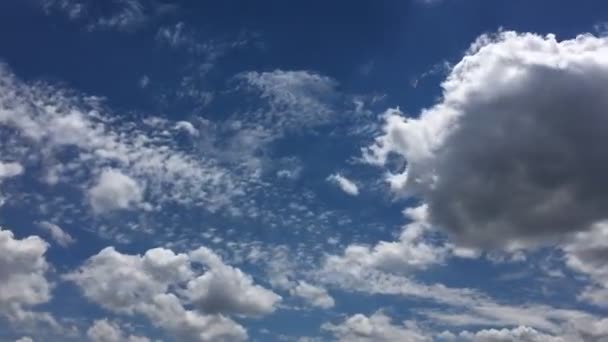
[66,245,280,341]
[186,247,281,317]
[87,319,150,342]
[36,221,75,247]
[289,281,335,309]
[0,228,56,329]
[88,169,143,214]
[437,326,565,342]
[327,173,359,196]
[562,222,608,307]
[322,205,448,276]
[365,31,608,248]
[322,311,430,342]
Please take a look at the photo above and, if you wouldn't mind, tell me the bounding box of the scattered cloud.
[327,173,360,196]
[66,244,281,341]
[289,281,335,309]
[87,319,150,342]
[322,311,430,342]
[36,221,76,247]
[88,169,144,214]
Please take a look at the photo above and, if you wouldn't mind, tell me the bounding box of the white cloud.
[88,169,143,214]
[321,205,448,275]
[327,173,359,196]
[289,281,335,309]
[15,337,34,342]
[364,31,608,249]
[437,326,565,342]
[186,247,281,317]
[322,311,430,342]
[0,63,247,218]
[0,161,24,207]
[237,70,338,136]
[175,121,199,136]
[0,227,57,329]
[562,222,608,308]
[0,161,23,179]
[36,221,75,247]
[87,319,150,342]
[42,0,174,32]
[66,245,281,341]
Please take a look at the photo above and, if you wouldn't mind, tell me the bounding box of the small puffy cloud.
[289,281,334,309]
[37,221,75,247]
[88,169,143,214]
[187,247,281,317]
[437,326,575,342]
[0,161,23,179]
[15,337,34,342]
[322,311,430,342]
[327,173,359,196]
[322,205,448,277]
[175,121,199,136]
[87,319,150,342]
[67,245,280,341]
[365,31,608,249]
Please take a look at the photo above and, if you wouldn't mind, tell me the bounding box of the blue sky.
[1,1,608,341]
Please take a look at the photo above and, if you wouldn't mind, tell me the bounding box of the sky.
[1,0,608,341]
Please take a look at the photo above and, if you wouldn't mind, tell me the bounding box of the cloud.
[236,70,339,136]
[15,337,34,342]
[0,63,246,216]
[437,326,565,342]
[0,161,24,207]
[322,311,430,342]
[562,222,608,307]
[87,319,150,342]
[36,221,75,247]
[321,205,448,275]
[0,161,23,179]
[365,31,608,249]
[186,247,282,317]
[0,227,57,329]
[88,169,143,214]
[42,0,175,32]
[66,245,281,341]
[327,173,360,196]
[289,281,335,309]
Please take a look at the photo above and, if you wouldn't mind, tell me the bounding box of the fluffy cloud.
[186,247,281,317]
[327,173,359,196]
[562,222,608,307]
[322,311,430,342]
[88,169,143,214]
[66,245,280,341]
[36,221,75,247]
[86,319,150,342]
[437,326,564,341]
[289,281,335,309]
[0,161,23,207]
[0,228,56,328]
[365,31,608,248]
[322,205,448,276]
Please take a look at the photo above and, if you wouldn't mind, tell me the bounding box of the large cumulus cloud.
[365,31,608,248]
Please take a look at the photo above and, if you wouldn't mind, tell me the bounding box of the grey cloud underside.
[367,32,608,248]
